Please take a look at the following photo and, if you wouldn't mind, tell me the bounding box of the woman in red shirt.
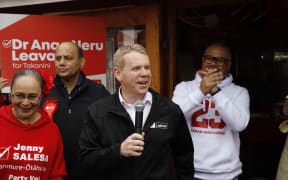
[0,69,67,180]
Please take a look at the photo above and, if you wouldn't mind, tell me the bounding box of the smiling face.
[11,75,42,124]
[114,51,151,104]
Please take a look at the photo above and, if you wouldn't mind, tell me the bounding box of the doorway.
[175,2,288,179]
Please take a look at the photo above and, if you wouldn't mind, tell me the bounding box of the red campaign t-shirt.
[0,105,67,180]
[0,95,6,106]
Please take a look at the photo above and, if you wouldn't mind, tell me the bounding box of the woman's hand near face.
[0,78,8,89]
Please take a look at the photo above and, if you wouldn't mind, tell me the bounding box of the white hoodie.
[172,73,250,180]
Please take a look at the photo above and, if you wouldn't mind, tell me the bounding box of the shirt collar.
[58,72,84,88]
[75,72,84,87]
[118,87,152,107]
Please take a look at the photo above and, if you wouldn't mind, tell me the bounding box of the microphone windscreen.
[135,100,145,112]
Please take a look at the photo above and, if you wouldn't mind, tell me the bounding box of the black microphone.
[135,101,145,134]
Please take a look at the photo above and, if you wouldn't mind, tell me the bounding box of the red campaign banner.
[0,14,106,92]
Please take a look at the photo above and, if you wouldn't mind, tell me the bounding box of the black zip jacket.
[79,88,194,180]
[46,72,110,178]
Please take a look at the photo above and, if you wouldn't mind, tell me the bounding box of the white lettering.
[38,53,46,61]
[42,42,50,50]
[72,40,104,51]
[12,63,22,68]
[25,164,46,172]
[95,43,103,51]
[51,42,59,50]
[14,144,44,153]
[12,39,29,50]
[30,40,41,50]
[30,176,40,180]
[12,50,19,61]
[90,42,95,50]
[38,147,43,153]
[23,63,50,69]
[82,42,89,50]
[8,175,28,180]
[46,53,55,61]
[13,153,19,160]
[29,53,37,61]
[19,53,28,61]
[13,153,48,162]
[11,51,55,61]
[31,40,59,50]
[14,144,20,150]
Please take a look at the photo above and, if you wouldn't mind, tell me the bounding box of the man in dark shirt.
[79,44,194,180]
[45,41,109,179]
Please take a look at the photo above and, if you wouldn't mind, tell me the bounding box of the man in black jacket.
[45,41,110,179]
[79,44,194,180]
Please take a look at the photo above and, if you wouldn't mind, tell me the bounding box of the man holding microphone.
[79,43,194,180]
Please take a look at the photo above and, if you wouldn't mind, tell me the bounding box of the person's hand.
[0,78,8,89]
[199,68,223,95]
[283,99,288,116]
[120,132,145,157]
[280,120,288,133]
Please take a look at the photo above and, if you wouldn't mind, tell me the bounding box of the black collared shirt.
[58,73,84,100]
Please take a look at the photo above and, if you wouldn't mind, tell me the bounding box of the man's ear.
[201,56,205,62]
[80,57,86,68]
[113,67,121,82]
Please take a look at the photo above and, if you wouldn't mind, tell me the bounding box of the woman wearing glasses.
[0,69,67,179]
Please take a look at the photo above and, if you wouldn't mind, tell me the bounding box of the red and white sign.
[0,14,106,92]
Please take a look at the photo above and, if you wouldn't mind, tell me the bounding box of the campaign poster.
[0,14,106,93]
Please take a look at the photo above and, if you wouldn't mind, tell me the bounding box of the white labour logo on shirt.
[191,99,226,129]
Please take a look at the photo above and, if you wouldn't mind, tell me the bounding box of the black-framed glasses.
[202,54,230,65]
[11,93,41,102]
